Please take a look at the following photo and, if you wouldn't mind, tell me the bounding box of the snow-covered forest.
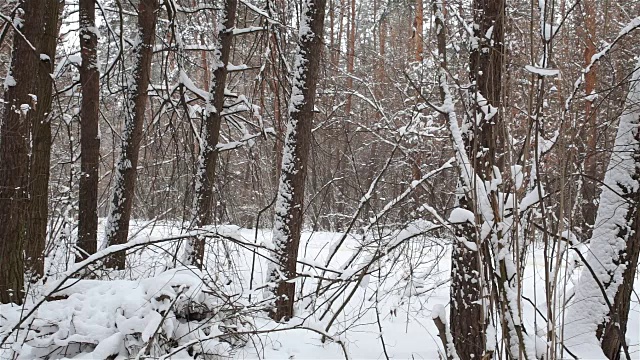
[0,0,639,358]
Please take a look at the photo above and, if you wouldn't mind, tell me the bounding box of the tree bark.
[77,0,101,261]
[345,0,355,114]
[24,0,62,279]
[449,0,505,358]
[580,0,598,238]
[186,0,237,269]
[268,0,326,321]
[103,0,158,269]
[0,0,60,303]
[414,0,424,62]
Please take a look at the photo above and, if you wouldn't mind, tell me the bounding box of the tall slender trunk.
[580,0,598,238]
[410,0,424,197]
[186,0,238,269]
[566,60,640,360]
[414,0,424,62]
[268,0,326,321]
[344,0,355,114]
[77,0,101,261]
[449,0,506,358]
[0,0,61,303]
[103,0,158,269]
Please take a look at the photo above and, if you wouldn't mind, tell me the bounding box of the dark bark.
[345,0,355,114]
[24,0,62,279]
[187,0,238,269]
[449,0,505,358]
[0,0,60,303]
[580,0,598,239]
[103,0,158,269]
[268,0,326,321]
[77,0,101,261]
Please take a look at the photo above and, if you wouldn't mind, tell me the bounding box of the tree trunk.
[345,0,355,114]
[77,0,101,261]
[566,60,640,360]
[267,0,326,321]
[0,0,60,303]
[414,0,424,62]
[450,0,505,358]
[103,0,158,269]
[186,0,237,269]
[580,0,598,238]
[24,0,62,279]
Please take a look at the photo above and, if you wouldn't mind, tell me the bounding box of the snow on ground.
[1,221,639,359]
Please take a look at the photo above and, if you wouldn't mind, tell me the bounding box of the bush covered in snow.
[0,267,252,359]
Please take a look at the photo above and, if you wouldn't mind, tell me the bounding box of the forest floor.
[1,221,639,359]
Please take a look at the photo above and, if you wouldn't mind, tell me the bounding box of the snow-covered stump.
[564,60,640,360]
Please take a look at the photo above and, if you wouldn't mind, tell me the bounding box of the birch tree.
[267,0,327,321]
[103,0,159,269]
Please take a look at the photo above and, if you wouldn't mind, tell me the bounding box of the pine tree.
[267,0,327,321]
[103,0,159,269]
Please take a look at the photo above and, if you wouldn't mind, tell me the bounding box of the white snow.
[3,74,16,89]
[564,58,640,359]
[525,65,560,77]
[448,207,475,224]
[0,221,638,359]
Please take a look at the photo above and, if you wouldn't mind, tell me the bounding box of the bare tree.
[186,0,238,269]
[103,0,159,269]
[77,0,100,261]
[0,0,61,303]
[267,0,327,321]
[579,0,598,238]
[449,0,505,358]
[24,0,63,279]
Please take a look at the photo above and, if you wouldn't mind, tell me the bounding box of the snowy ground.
[1,221,639,359]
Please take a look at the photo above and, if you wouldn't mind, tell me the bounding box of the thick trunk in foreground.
[566,61,640,360]
[0,0,60,303]
[186,0,237,269]
[267,0,326,321]
[77,0,101,261]
[103,0,158,269]
[24,0,62,279]
[450,0,505,358]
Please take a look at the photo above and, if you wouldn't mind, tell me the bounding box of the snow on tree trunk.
[447,0,533,357]
[102,0,159,270]
[185,0,238,269]
[0,0,61,303]
[565,60,640,360]
[77,0,101,261]
[448,0,506,357]
[266,0,326,322]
